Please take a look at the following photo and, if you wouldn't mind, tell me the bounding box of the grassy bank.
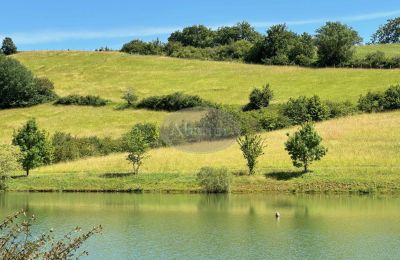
[7,111,400,193]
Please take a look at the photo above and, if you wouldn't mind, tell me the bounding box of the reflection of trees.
[197,194,230,212]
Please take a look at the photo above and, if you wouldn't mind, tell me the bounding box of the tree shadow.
[100,172,133,178]
[10,175,27,179]
[264,170,308,181]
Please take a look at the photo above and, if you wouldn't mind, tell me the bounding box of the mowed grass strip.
[8,111,400,193]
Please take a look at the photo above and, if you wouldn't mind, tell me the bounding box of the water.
[1,193,400,259]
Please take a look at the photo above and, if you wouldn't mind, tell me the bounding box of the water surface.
[1,193,399,259]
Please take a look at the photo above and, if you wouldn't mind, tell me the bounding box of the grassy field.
[1,50,399,144]
[7,111,400,193]
[355,44,400,58]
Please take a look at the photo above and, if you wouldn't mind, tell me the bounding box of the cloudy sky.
[1,0,400,50]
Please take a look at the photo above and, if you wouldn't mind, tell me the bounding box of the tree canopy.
[1,37,17,55]
[371,17,400,44]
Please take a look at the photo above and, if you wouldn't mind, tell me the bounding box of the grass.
[1,50,399,143]
[7,111,400,193]
[355,44,400,59]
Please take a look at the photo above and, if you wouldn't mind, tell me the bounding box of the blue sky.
[1,0,400,50]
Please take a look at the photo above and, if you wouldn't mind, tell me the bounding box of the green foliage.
[215,40,253,61]
[0,145,21,190]
[121,39,164,55]
[168,25,215,48]
[1,37,17,55]
[358,91,386,112]
[244,84,274,110]
[196,167,231,193]
[383,85,400,110]
[285,123,327,172]
[0,56,56,108]
[315,22,362,66]
[137,92,209,111]
[12,119,53,176]
[123,124,157,174]
[0,210,101,259]
[121,88,138,107]
[237,133,266,175]
[52,132,123,163]
[371,17,400,44]
[55,95,108,106]
[283,96,330,124]
[214,21,261,45]
[324,100,357,118]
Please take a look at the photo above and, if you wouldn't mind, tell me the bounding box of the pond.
[1,193,400,259]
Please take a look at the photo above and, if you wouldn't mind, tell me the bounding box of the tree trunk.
[304,163,308,173]
[26,168,29,177]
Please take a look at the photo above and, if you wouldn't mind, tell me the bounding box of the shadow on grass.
[10,175,27,179]
[100,172,133,178]
[264,170,308,181]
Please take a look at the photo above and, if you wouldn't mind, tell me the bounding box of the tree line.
[120,18,400,68]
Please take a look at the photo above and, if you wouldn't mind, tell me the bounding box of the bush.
[260,113,292,131]
[121,39,163,55]
[364,51,388,68]
[137,92,210,111]
[357,91,386,112]
[324,100,357,118]
[121,88,138,107]
[383,85,400,110]
[52,132,122,163]
[55,95,108,106]
[0,56,57,108]
[283,96,330,124]
[244,84,274,111]
[196,167,231,193]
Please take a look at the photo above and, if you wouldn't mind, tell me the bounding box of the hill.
[355,44,400,59]
[0,51,399,144]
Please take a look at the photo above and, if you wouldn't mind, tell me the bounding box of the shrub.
[357,91,386,112]
[121,39,163,55]
[283,95,330,124]
[196,167,231,193]
[285,123,328,172]
[215,40,253,60]
[121,88,138,107]
[137,92,209,111]
[260,113,292,131]
[324,100,357,118]
[0,145,20,190]
[55,95,108,106]
[364,51,388,68]
[237,133,266,175]
[383,85,400,110]
[244,84,274,111]
[0,56,57,108]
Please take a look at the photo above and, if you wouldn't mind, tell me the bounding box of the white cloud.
[1,10,400,45]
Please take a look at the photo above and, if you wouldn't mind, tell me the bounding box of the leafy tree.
[315,22,362,66]
[371,17,400,43]
[0,145,20,190]
[1,37,17,55]
[0,56,56,108]
[12,119,53,176]
[168,25,215,48]
[244,84,274,110]
[285,123,327,172]
[123,124,155,174]
[237,133,266,175]
[214,21,261,45]
[289,33,316,66]
[383,84,400,110]
[357,91,386,113]
[121,39,163,55]
[283,95,330,124]
[121,88,138,107]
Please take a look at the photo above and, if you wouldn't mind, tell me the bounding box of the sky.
[1,0,400,51]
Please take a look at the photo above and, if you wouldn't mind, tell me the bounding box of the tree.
[0,145,20,190]
[285,123,327,172]
[121,88,138,107]
[283,95,330,124]
[123,124,153,174]
[237,134,266,175]
[371,17,400,44]
[12,119,53,176]
[214,21,261,45]
[0,55,57,108]
[1,37,17,55]
[168,25,215,48]
[244,84,274,110]
[315,22,362,66]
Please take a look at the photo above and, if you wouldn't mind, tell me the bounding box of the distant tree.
[371,17,400,44]
[0,56,57,108]
[121,88,138,107]
[168,25,215,48]
[121,39,163,55]
[123,124,155,174]
[1,37,17,55]
[0,145,20,190]
[283,95,330,124]
[315,22,362,66]
[288,33,316,66]
[237,133,266,175]
[214,21,261,45]
[12,119,53,176]
[244,84,274,110]
[285,123,327,172]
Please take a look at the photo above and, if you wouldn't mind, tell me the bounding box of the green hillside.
[1,50,399,144]
[355,44,400,58]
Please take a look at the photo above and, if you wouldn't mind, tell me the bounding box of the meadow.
[2,50,400,193]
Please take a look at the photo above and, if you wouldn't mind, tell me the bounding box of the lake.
[1,193,400,259]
